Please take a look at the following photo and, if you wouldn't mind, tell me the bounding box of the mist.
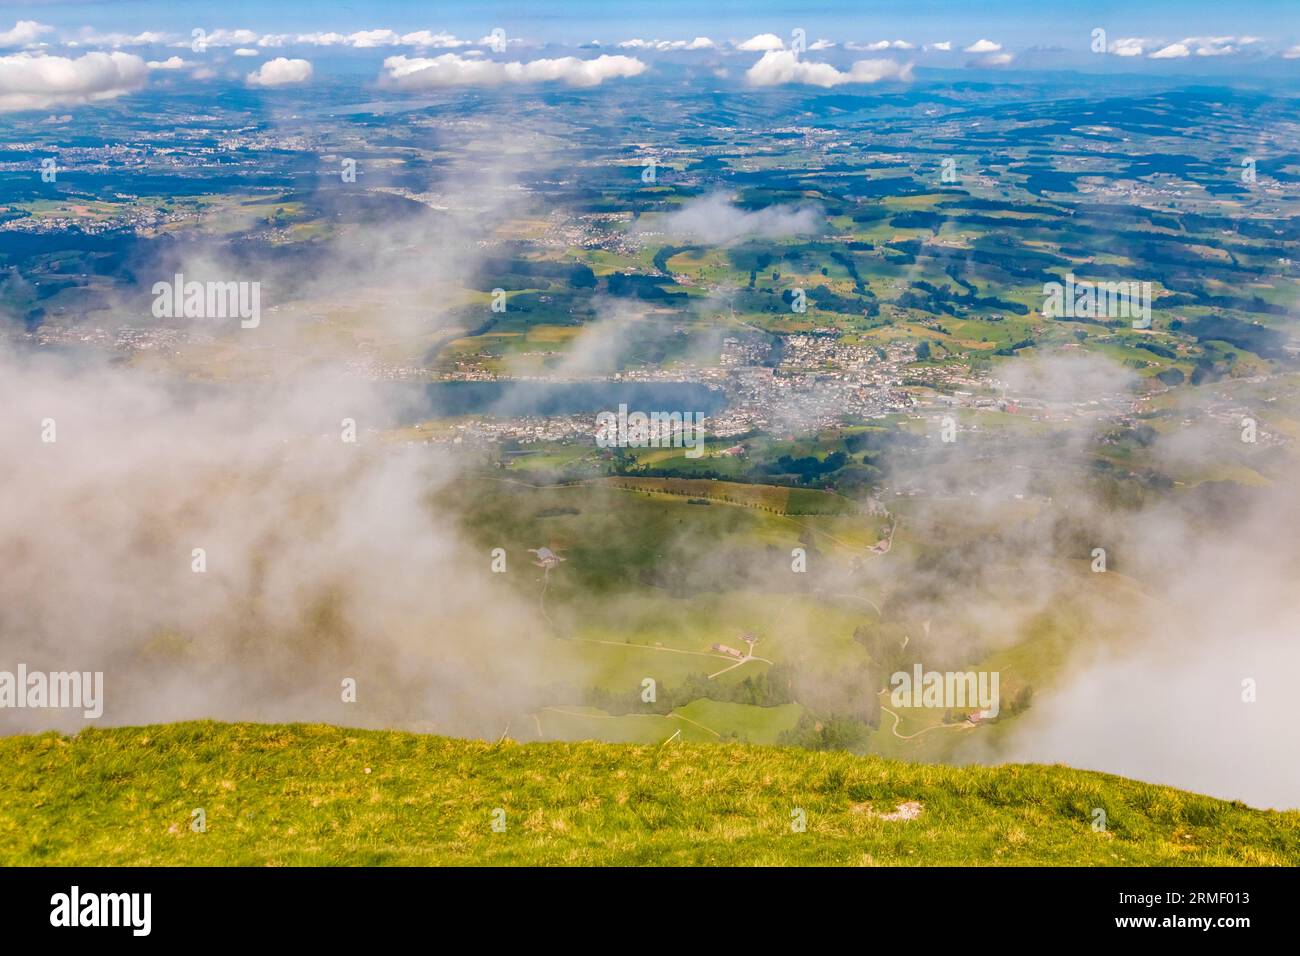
[0,165,559,740]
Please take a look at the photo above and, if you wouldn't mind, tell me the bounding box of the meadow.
[2,721,1294,866]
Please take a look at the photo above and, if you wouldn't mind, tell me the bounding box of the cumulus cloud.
[254,29,487,51]
[1193,36,1259,56]
[808,39,836,51]
[147,56,188,70]
[348,29,402,48]
[745,49,912,88]
[176,28,259,49]
[246,57,313,87]
[847,40,915,51]
[928,41,953,51]
[0,51,147,112]
[0,20,52,49]
[276,32,345,47]
[618,37,714,51]
[381,53,645,89]
[1143,36,1258,59]
[736,33,785,52]
[67,30,170,49]
[650,192,822,244]
[234,48,259,57]
[400,30,473,49]
[964,38,1002,53]
[1109,37,1146,57]
[1284,45,1300,59]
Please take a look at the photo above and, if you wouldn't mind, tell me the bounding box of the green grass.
[1,721,1295,866]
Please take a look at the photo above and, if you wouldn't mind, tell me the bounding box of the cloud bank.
[0,51,147,112]
[382,53,645,89]
[745,50,912,87]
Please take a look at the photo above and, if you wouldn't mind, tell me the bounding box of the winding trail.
[879,703,972,740]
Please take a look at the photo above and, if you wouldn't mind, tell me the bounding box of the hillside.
[1,722,1295,866]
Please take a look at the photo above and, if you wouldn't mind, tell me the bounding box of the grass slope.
[1,721,1295,866]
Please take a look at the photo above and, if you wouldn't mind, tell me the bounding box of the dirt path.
[879,703,971,740]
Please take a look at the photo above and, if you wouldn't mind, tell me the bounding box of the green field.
[1,722,1294,866]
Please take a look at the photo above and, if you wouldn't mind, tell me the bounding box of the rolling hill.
[1,721,1295,866]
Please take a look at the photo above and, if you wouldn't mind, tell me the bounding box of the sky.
[4,0,1300,56]
[2,1,1298,114]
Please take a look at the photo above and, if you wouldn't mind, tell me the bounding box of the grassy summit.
[1,721,1295,866]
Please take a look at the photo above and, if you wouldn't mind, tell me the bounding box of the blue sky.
[7,0,1300,51]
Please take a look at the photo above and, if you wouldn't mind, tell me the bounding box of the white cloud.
[964,39,1002,53]
[75,30,170,49]
[476,33,523,48]
[0,20,53,49]
[654,193,822,244]
[808,39,836,51]
[972,52,1015,67]
[1141,35,1259,59]
[292,33,343,46]
[348,29,401,48]
[254,29,483,51]
[382,53,646,88]
[147,56,188,70]
[246,57,313,87]
[848,40,914,51]
[736,33,784,52]
[1194,36,1257,56]
[1109,37,1146,57]
[258,31,346,48]
[618,37,714,51]
[1284,45,1300,59]
[400,31,472,48]
[189,28,260,48]
[0,51,148,112]
[745,49,912,88]
[234,48,259,57]
[928,41,953,52]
